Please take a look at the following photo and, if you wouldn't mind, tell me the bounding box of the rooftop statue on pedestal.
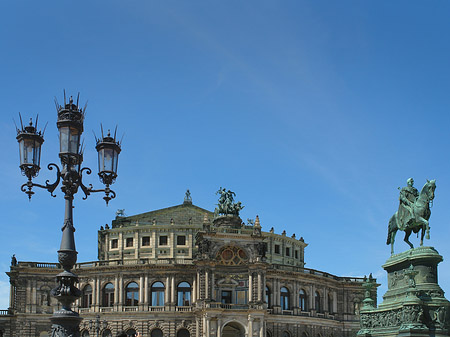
[387,178,436,254]
[213,187,244,228]
[214,187,244,217]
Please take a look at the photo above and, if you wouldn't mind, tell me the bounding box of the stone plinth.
[358,247,450,337]
[213,215,243,229]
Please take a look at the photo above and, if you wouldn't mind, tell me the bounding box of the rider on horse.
[397,178,419,231]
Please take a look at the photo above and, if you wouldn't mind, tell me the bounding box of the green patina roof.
[111,202,214,228]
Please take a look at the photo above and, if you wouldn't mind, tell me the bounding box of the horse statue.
[387,179,436,254]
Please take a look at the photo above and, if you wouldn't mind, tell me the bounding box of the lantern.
[95,130,121,186]
[16,118,44,178]
[56,98,84,167]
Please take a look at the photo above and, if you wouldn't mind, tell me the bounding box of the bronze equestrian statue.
[387,178,436,254]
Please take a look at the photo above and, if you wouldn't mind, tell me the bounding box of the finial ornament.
[387,178,436,254]
[184,189,192,204]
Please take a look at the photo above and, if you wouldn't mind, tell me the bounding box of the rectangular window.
[274,244,280,254]
[126,238,133,247]
[286,247,290,256]
[221,290,232,304]
[111,239,118,249]
[142,236,150,246]
[177,235,186,245]
[295,250,299,259]
[159,236,168,246]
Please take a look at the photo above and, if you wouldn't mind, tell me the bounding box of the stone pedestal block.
[358,247,450,337]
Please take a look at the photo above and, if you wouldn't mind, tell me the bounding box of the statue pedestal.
[213,215,242,229]
[358,247,450,337]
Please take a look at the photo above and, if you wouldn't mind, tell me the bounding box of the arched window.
[151,281,165,306]
[280,287,290,310]
[177,329,190,337]
[102,283,114,307]
[81,331,90,337]
[328,293,333,313]
[151,328,163,337]
[315,291,321,313]
[266,331,272,337]
[177,282,191,306]
[102,330,112,337]
[81,285,92,308]
[265,286,271,308]
[299,289,307,311]
[125,282,139,306]
[283,332,291,337]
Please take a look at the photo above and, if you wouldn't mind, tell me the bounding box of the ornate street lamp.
[89,314,108,337]
[15,93,122,337]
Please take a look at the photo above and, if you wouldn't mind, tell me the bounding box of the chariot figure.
[397,178,419,230]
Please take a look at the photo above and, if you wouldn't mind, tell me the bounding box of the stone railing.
[269,265,366,283]
[15,258,193,270]
[0,309,12,316]
[176,306,193,312]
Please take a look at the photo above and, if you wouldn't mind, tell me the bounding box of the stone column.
[192,278,197,303]
[134,231,139,259]
[26,279,31,313]
[259,320,264,337]
[275,279,280,306]
[248,316,253,337]
[206,314,210,337]
[257,273,262,302]
[114,275,119,309]
[196,318,200,337]
[333,291,338,313]
[152,231,157,258]
[31,279,37,313]
[217,319,222,337]
[119,232,123,260]
[197,271,201,300]
[144,275,149,308]
[105,232,109,260]
[9,282,14,309]
[171,275,176,306]
[293,282,299,313]
[96,277,101,311]
[205,270,209,300]
[118,275,123,310]
[203,314,207,337]
[211,271,215,301]
[139,275,144,309]
[249,272,253,303]
[166,276,170,305]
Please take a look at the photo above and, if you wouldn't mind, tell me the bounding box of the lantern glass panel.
[113,150,119,174]
[19,138,41,166]
[60,126,80,154]
[99,148,114,173]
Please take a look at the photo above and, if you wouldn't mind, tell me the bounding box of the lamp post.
[15,94,121,337]
[89,314,108,337]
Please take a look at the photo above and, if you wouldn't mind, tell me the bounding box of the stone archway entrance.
[222,322,245,337]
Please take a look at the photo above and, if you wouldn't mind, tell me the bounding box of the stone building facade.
[0,197,371,337]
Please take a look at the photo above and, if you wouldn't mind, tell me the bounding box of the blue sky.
[1,1,450,308]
